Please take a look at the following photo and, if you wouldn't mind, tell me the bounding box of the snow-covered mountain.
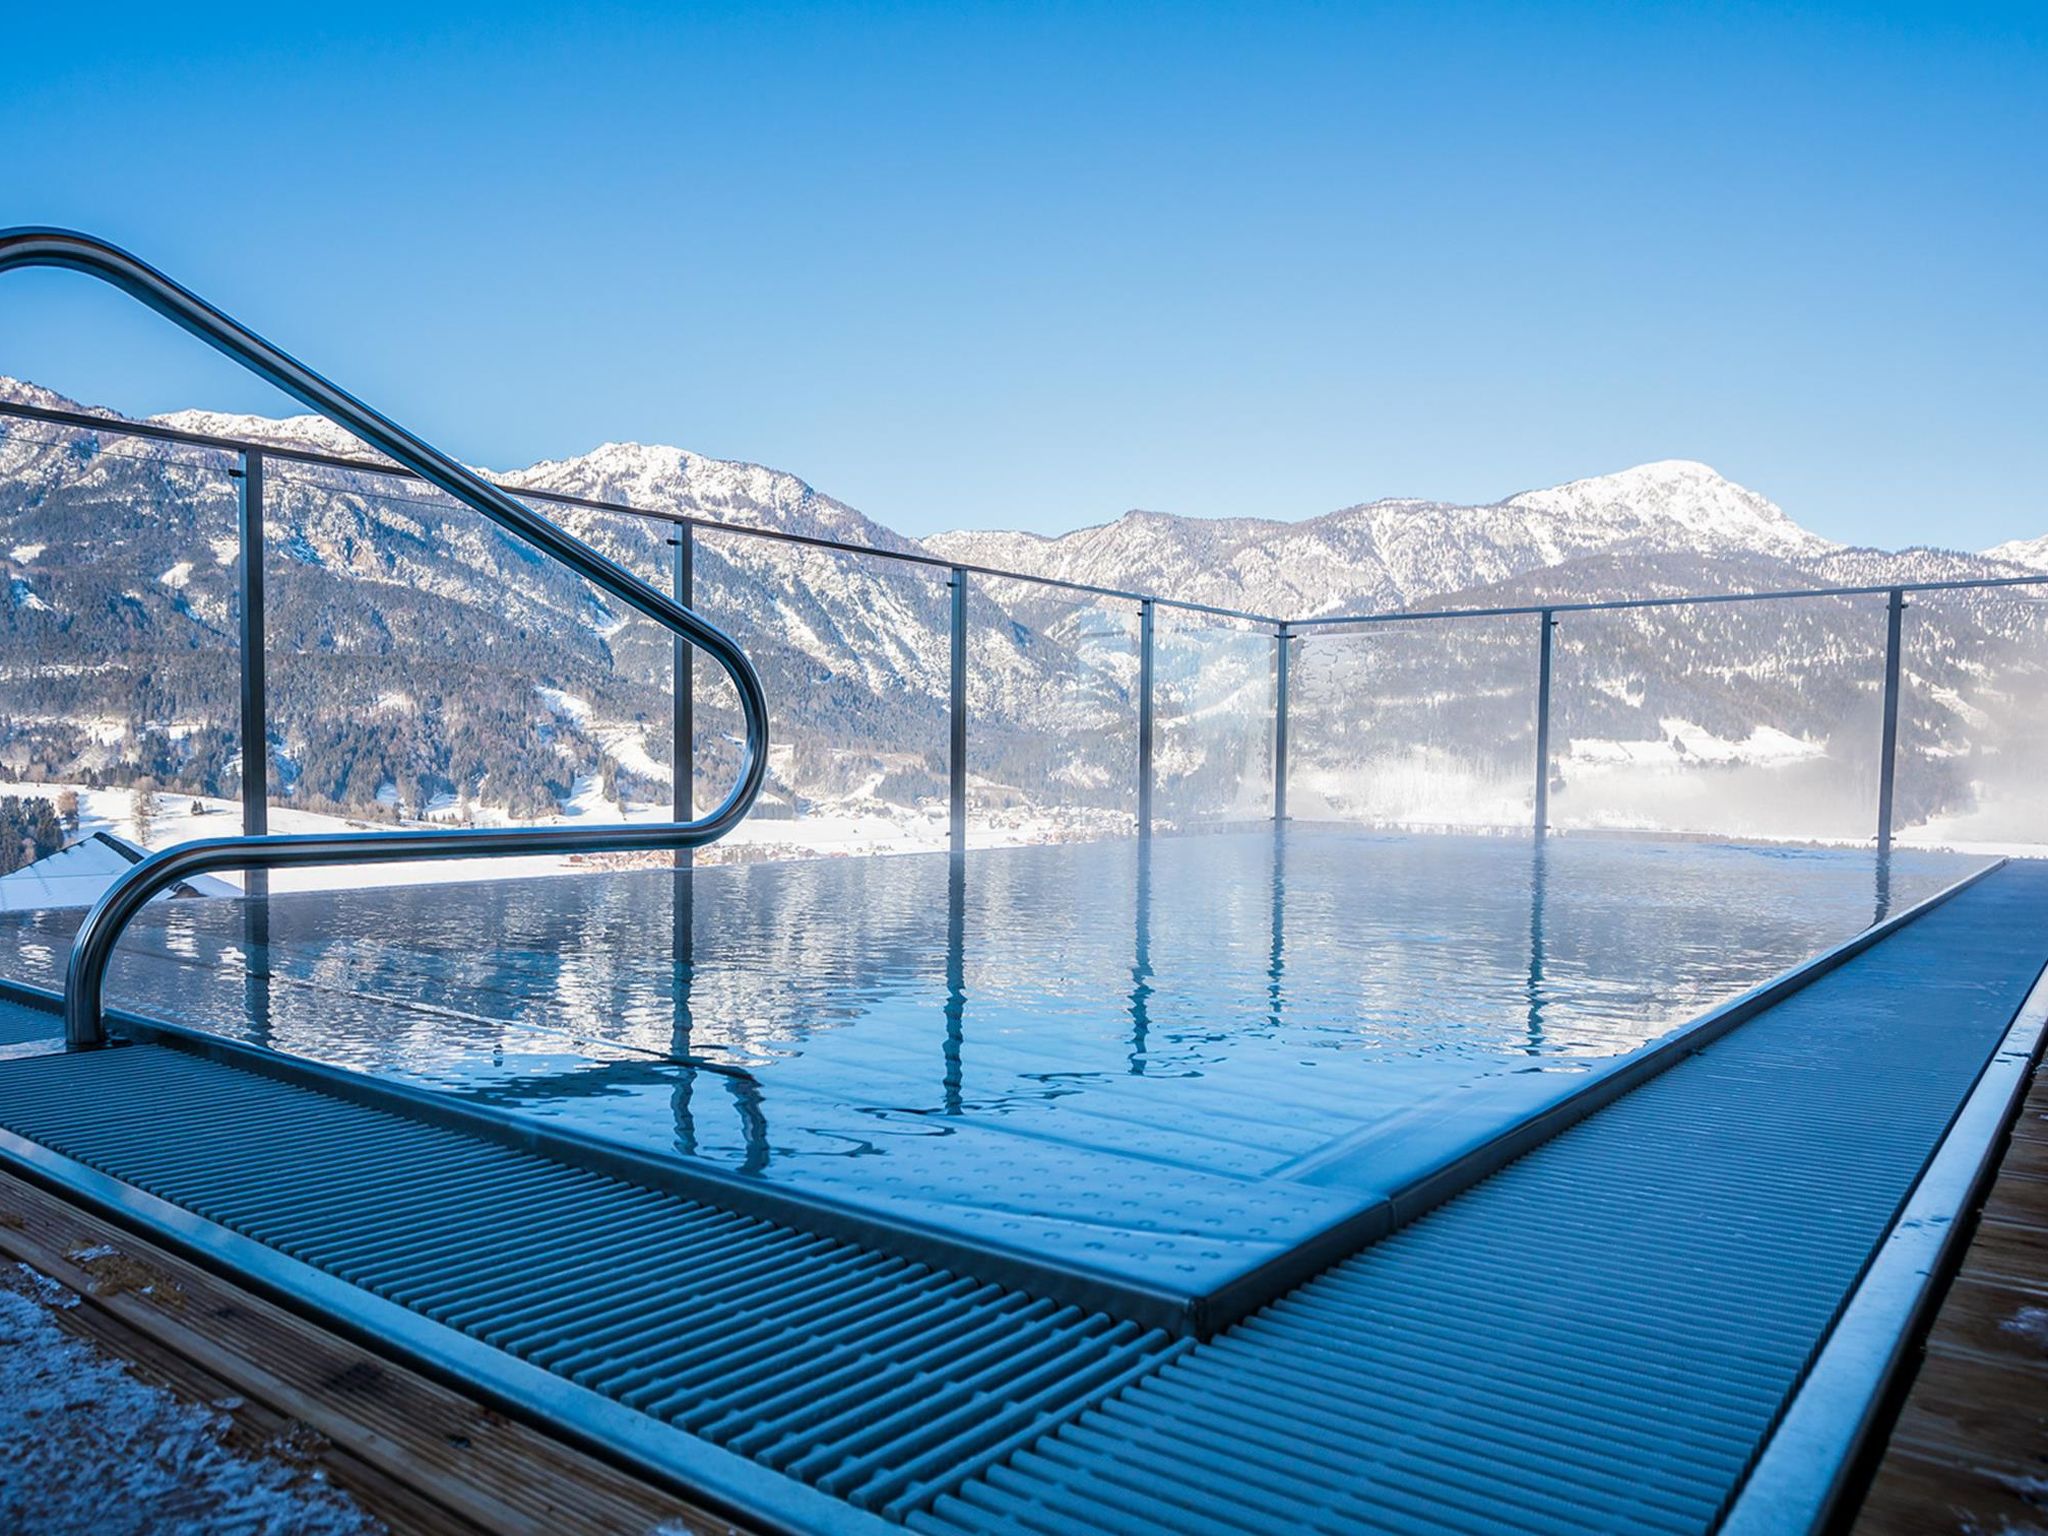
[1985,533,2048,573]
[926,460,1840,618]
[0,379,1147,843]
[3,374,2045,852]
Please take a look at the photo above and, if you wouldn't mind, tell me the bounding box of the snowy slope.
[1985,533,2048,572]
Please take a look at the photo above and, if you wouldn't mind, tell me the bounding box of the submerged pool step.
[0,1037,1179,1525]
[910,859,2048,1536]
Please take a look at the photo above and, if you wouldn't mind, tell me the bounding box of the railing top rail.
[1288,573,2048,629]
[0,396,1283,628]
[13,386,2042,628]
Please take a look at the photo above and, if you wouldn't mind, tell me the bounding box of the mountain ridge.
[15,377,2036,614]
[4,374,2044,850]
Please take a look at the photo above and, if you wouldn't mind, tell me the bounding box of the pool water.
[0,829,1986,1317]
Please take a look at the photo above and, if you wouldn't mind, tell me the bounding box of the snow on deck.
[0,1262,381,1534]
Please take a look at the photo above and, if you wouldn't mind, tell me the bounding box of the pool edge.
[1192,855,2011,1334]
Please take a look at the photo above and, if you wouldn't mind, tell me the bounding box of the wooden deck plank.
[1977,1169,2048,1233]
[1949,1218,2048,1295]
[8,1268,480,1536]
[1854,1445,2048,1536]
[2005,1079,2048,1145]
[0,1168,746,1536]
[1904,1276,2048,1372]
[1985,1122,2048,1168]
[1884,1349,2048,1482]
[1851,1056,2048,1534]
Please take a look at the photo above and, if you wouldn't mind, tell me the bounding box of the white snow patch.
[157,561,194,590]
[1985,531,2048,572]
[535,686,593,724]
[1567,720,1823,770]
[1927,685,1992,731]
[596,725,673,786]
[0,1263,382,1534]
[9,542,45,562]
[2000,1304,2048,1350]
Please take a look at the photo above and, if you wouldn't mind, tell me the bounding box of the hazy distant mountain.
[3,375,2043,847]
[926,460,1839,618]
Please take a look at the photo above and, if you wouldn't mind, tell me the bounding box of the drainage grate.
[912,861,2048,1536]
[0,997,63,1048]
[0,1041,1178,1522]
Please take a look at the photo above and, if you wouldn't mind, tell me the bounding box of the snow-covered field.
[5,698,2046,912]
[0,1262,380,1535]
[1267,725,2048,856]
[0,777,1117,902]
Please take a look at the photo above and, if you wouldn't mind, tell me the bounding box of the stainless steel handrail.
[0,227,770,1048]
[1289,573,2048,626]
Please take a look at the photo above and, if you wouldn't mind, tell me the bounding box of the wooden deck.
[0,1167,748,1536]
[1851,1057,2048,1534]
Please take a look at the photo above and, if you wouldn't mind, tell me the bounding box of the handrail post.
[950,568,968,853]
[1877,587,1905,854]
[233,449,271,1038]
[1138,598,1156,836]
[672,525,695,862]
[1534,609,1555,837]
[1273,623,1291,822]
[235,450,268,838]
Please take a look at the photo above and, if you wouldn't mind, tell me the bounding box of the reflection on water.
[0,830,1983,1196]
[1526,836,1548,1054]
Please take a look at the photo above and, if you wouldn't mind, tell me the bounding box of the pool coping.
[0,855,2008,1339]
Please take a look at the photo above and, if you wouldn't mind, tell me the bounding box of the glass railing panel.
[264,462,671,885]
[1549,593,1887,843]
[1895,585,2048,853]
[518,498,678,825]
[967,577,1139,847]
[690,527,951,860]
[1154,610,1275,828]
[1291,615,1538,831]
[0,415,243,984]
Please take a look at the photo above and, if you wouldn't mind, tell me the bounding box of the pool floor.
[0,828,1987,1326]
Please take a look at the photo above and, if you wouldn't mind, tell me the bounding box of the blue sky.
[2,2,2043,546]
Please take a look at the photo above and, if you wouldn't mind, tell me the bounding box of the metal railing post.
[234,449,268,837]
[1877,587,1905,854]
[950,568,968,853]
[233,449,271,1041]
[1273,623,1291,822]
[672,525,695,862]
[1534,609,1555,837]
[1138,599,1156,836]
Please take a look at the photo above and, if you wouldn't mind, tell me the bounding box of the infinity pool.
[0,829,1986,1318]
